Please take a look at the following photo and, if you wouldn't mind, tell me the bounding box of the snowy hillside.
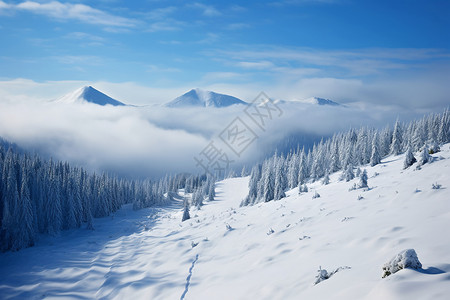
[1,145,449,299]
[164,88,247,108]
[54,86,126,106]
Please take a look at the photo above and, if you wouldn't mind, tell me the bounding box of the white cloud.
[202,72,247,81]
[147,64,181,73]
[65,32,105,42]
[190,3,221,17]
[0,1,11,9]
[0,78,444,178]
[144,6,177,20]
[221,47,450,76]
[147,21,182,32]
[53,55,103,65]
[237,61,274,69]
[226,23,250,30]
[4,1,137,28]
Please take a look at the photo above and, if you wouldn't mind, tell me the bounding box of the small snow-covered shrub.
[267,228,275,235]
[299,184,308,194]
[382,249,422,278]
[429,142,440,154]
[225,223,233,231]
[314,266,351,285]
[357,195,364,200]
[191,241,199,248]
[322,172,330,185]
[432,183,442,190]
[314,267,329,285]
[312,191,320,199]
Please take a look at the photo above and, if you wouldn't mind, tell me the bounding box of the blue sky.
[0,0,449,107]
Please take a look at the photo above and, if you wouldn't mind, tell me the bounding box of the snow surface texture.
[1,146,450,299]
[382,249,422,278]
[54,86,126,106]
[164,88,248,108]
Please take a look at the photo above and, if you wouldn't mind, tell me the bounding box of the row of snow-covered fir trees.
[0,140,211,252]
[242,109,449,206]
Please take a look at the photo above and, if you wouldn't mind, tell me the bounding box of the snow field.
[1,145,450,299]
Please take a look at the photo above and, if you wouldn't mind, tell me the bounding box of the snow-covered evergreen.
[403,146,417,169]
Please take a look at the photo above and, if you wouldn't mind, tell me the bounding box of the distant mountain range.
[273,97,341,106]
[163,88,247,108]
[54,86,126,106]
[54,86,342,108]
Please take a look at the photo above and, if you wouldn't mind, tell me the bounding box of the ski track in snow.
[0,145,450,299]
[180,254,199,300]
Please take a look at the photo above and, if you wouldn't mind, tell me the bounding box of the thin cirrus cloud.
[0,1,138,28]
[217,46,450,76]
[190,2,221,17]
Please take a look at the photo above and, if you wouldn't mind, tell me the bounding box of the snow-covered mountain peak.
[55,86,126,106]
[164,88,247,108]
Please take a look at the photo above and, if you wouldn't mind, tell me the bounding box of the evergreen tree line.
[182,174,216,222]
[0,144,174,252]
[242,109,450,206]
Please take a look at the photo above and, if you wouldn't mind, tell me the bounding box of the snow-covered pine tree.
[242,164,261,206]
[437,109,449,145]
[403,146,417,169]
[15,166,36,250]
[274,157,286,201]
[297,149,308,185]
[370,132,381,167]
[419,145,431,166]
[356,167,361,177]
[262,159,275,202]
[208,179,215,201]
[358,169,368,188]
[46,166,62,236]
[391,119,403,155]
[329,141,341,173]
[343,164,355,182]
[191,188,204,209]
[380,125,392,157]
[287,153,299,189]
[240,165,247,177]
[182,198,190,222]
[322,170,330,185]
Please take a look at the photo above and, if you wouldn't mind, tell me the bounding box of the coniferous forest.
[242,110,449,206]
[0,139,211,252]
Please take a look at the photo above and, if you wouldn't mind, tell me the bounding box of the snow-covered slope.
[0,146,449,299]
[54,86,126,106]
[164,88,247,108]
